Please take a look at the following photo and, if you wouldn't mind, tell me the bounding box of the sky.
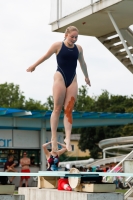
[0,0,133,104]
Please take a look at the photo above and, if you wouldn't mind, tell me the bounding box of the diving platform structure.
[50,0,133,73]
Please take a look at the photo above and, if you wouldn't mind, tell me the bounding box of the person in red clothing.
[4,155,17,184]
[19,152,30,187]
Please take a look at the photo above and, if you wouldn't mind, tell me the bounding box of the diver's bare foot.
[64,138,72,151]
[51,140,58,152]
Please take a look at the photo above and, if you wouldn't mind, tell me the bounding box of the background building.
[67,134,90,159]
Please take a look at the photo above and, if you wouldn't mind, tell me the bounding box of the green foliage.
[78,127,101,159]
[74,86,133,159]
[44,95,54,110]
[24,98,48,111]
[108,95,129,113]
[0,82,47,111]
[0,82,25,108]
[74,85,95,111]
[93,90,110,112]
[126,107,133,112]
[121,124,133,136]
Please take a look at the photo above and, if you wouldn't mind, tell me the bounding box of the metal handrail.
[103,150,133,182]
[102,150,133,199]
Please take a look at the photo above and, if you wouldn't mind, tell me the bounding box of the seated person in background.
[87,166,93,172]
[96,165,103,172]
[72,165,76,168]
[79,166,84,172]
[4,155,17,184]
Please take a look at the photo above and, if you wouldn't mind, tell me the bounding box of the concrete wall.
[19,187,124,200]
[0,195,25,200]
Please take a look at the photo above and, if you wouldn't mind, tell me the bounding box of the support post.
[40,120,47,171]
[103,150,106,159]
[108,12,133,64]
[60,0,62,19]
[57,0,59,20]
[56,0,60,28]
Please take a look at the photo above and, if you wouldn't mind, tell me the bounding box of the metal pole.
[40,121,47,171]
[56,0,60,28]
[108,12,133,64]
[60,0,62,19]
[57,0,59,20]
[103,150,106,159]
[91,0,93,12]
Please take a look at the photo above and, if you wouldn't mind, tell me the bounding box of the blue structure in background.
[0,108,133,130]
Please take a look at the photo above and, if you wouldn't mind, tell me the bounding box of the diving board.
[0,171,133,177]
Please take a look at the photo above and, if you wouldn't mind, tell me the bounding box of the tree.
[108,95,128,113]
[121,124,133,136]
[0,82,48,111]
[24,98,48,111]
[44,96,54,110]
[78,127,102,159]
[0,82,25,109]
[74,86,133,158]
[92,90,110,112]
[74,85,94,111]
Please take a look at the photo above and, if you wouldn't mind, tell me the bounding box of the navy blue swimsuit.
[56,42,79,88]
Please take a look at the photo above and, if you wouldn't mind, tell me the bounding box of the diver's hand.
[26,65,36,72]
[85,77,91,86]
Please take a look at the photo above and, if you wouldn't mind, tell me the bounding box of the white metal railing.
[103,150,133,200]
[50,0,103,23]
[104,150,133,175]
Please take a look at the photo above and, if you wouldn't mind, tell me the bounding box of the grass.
[115,188,128,194]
